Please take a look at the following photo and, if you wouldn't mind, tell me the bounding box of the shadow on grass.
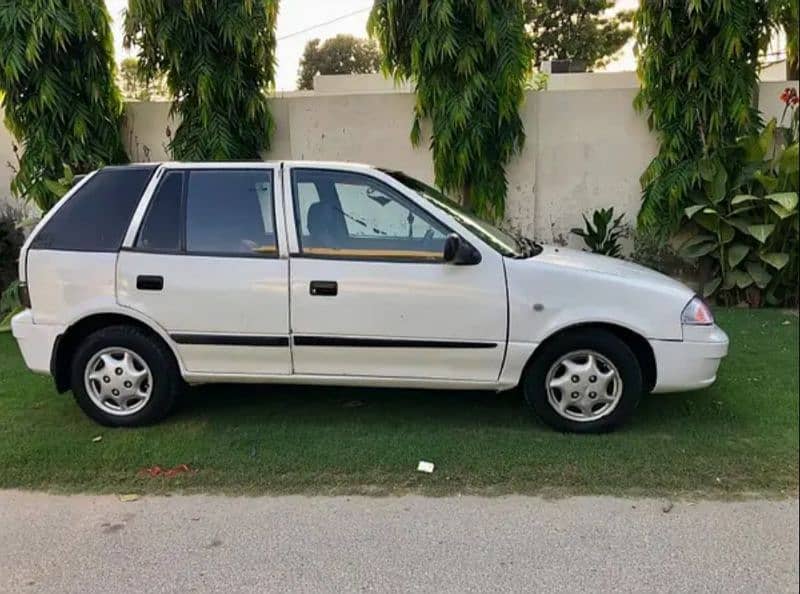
[172,381,712,435]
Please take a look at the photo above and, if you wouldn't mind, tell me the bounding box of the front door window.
[291,169,448,261]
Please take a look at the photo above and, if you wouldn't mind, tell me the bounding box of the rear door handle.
[309,280,337,296]
[136,275,164,291]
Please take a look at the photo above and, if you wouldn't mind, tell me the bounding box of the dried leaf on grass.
[138,464,195,478]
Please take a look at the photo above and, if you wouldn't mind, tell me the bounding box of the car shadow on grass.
[171,382,720,435]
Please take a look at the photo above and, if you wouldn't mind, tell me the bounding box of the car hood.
[533,245,691,293]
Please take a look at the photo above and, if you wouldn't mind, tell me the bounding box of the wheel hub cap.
[84,347,153,416]
[545,350,623,423]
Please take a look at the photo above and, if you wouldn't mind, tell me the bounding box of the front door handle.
[309,280,337,296]
[136,275,164,291]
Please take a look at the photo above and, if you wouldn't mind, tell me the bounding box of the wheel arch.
[51,311,182,393]
[523,322,657,393]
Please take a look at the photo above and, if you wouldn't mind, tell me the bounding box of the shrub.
[0,206,25,293]
[678,101,799,306]
[0,206,26,332]
[630,226,696,279]
[570,207,626,257]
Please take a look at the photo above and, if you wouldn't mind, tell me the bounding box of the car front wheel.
[523,329,643,433]
[70,325,180,427]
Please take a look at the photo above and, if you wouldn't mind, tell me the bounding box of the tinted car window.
[185,169,276,256]
[30,166,157,252]
[136,172,183,252]
[291,169,448,261]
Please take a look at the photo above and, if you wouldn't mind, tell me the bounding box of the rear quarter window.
[30,165,157,252]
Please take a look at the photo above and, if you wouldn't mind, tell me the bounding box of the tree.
[0,0,127,211]
[124,0,278,160]
[524,0,633,70]
[297,35,382,90]
[119,57,167,101]
[634,0,772,232]
[369,0,531,219]
[771,0,799,79]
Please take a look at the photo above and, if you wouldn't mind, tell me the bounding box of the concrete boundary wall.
[2,79,796,246]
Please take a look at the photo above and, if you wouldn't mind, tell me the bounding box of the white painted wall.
[2,78,798,246]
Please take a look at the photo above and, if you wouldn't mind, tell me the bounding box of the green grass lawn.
[0,309,797,497]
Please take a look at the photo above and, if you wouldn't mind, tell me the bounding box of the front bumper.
[10,310,62,375]
[650,324,729,393]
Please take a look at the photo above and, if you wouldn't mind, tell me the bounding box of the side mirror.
[443,234,482,265]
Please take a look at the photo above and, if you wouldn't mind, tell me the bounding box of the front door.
[285,167,507,382]
[117,165,291,376]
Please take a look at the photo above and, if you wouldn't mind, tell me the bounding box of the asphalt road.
[1,491,797,593]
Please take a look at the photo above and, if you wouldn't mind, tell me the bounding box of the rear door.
[285,166,508,382]
[117,164,291,376]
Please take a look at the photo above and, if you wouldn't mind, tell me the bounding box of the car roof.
[114,160,376,171]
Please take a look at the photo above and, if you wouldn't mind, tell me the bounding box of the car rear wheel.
[523,329,643,433]
[70,325,180,426]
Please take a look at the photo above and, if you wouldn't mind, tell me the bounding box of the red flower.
[780,87,798,105]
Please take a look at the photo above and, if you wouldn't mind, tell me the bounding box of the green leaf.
[727,243,750,268]
[698,158,716,182]
[780,143,799,174]
[745,262,771,289]
[759,118,777,155]
[708,166,728,203]
[721,274,736,291]
[680,240,717,259]
[729,204,759,216]
[727,217,752,235]
[684,204,705,218]
[754,171,779,192]
[747,224,775,243]
[730,194,760,205]
[718,221,735,244]
[759,252,790,270]
[728,269,753,289]
[769,203,795,219]
[765,192,798,211]
[739,134,765,162]
[702,276,722,297]
[694,212,720,232]
[43,179,67,199]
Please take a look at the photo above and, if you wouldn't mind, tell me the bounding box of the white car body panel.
[26,250,118,325]
[287,251,507,382]
[116,251,291,375]
[11,160,729,398]
[505,246,694,344]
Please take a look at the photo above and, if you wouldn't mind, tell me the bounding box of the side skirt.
[182,371,515,391]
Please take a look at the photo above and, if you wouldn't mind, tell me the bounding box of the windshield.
[381,170,535,258]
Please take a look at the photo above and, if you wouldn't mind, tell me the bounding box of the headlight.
[681,296,714,325]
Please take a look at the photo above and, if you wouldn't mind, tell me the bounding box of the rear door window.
[184,169,277,257]
[30,165,157,252]
[136,171,183,252]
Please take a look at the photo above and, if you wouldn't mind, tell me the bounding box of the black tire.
[522,329,643,433]
[70,325,180,427]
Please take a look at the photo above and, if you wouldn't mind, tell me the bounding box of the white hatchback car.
[12,161,729,432]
